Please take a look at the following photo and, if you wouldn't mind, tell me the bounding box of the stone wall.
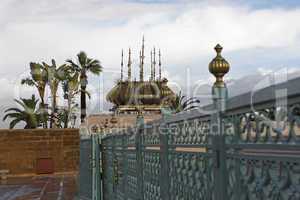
[0,129,79,176]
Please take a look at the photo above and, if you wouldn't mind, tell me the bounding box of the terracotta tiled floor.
[0,174,78,200]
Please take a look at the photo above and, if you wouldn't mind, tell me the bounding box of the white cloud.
[2,0,300,73]
[258,67,273,76]
[1,0,300,127]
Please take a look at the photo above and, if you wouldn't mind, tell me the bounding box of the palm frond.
[14,99,26,109]
[55,64,68,80]
[4,107,23,114]
[88,63,102,75]
[183,105,199,112]
[21,78,36,86]
[170,91,200,113]
[182,98,200,108]
[4,95,41,129]
[9,118,23,129]
[77,51,87,67]
[22,95,38,107]
[30,62,47,83]
[66,59,80,71]
[3,112,23,121]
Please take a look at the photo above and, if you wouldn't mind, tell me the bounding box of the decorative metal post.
[136,108,144,200]
[91,134,101,200]
[79,135,93,199]
[209,44,229,120]
[209,44,230,200]
[112,135,117,199]
[160,123,170,200]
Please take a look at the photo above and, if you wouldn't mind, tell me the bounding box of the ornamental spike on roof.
[107,37,175,113]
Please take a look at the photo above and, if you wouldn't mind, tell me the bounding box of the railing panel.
[168,152,214,200]
[226,154,300,200]
[223,95,300,199]
[102,147,114,200]
[142,150,161,200]
[100,77,300,200]
[126,150,138,200]
[79,138,93,200]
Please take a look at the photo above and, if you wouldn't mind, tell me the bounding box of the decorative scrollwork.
[226,157,300,200]
[167,119,210,145]
[143,151,161,200]
[169,153,214,199]
[225,103,300,144]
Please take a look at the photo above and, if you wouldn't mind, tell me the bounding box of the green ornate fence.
[83,45,300,200]
[100,76,300,200]
[79,136,92,200]
[79,134,102,200]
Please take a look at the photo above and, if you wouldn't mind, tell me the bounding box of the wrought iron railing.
[98,45,300,200]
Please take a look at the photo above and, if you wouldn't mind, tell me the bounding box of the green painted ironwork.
[92,134,102,200]
[79,134,103,200]
[97,45,300,199]
[99,76,300,200]
[79,136,93,200]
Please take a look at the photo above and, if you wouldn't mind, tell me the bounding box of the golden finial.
[153,47,156,80]
[159,49,162,81]
[121,49,124,81]
[128,48,132,81]
[209,44,230,87]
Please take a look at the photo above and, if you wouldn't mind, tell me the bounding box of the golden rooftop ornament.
[107,37,176,114]
[209,44,230,87]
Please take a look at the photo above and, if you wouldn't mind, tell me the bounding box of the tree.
[66,51,102,122]
[170,91,200,113]
[42,59,67,128]
[21,62,48,128]
[3,95,41,129]
[61,72,79,128]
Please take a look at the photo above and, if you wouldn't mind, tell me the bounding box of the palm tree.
[61,72,79,128]
[3,95,40,129]
[21,62,48,128]
[42,59,67,128]
[67,51,102,122]
[170,91,200,113]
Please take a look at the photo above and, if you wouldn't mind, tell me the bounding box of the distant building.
[84,37,176,133]
[106,36,176,114]
[84,113,161,134]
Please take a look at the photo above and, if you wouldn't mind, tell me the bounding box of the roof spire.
[121,49,124,81]
[140,36,145,82]
[153,47,156,81]
[159,49,162,81]
[127,48,132,81]
[150,50,153,81]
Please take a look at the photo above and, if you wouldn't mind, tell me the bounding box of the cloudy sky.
[1,0,300,128]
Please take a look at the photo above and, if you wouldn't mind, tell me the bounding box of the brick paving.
[0,174,78,200]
